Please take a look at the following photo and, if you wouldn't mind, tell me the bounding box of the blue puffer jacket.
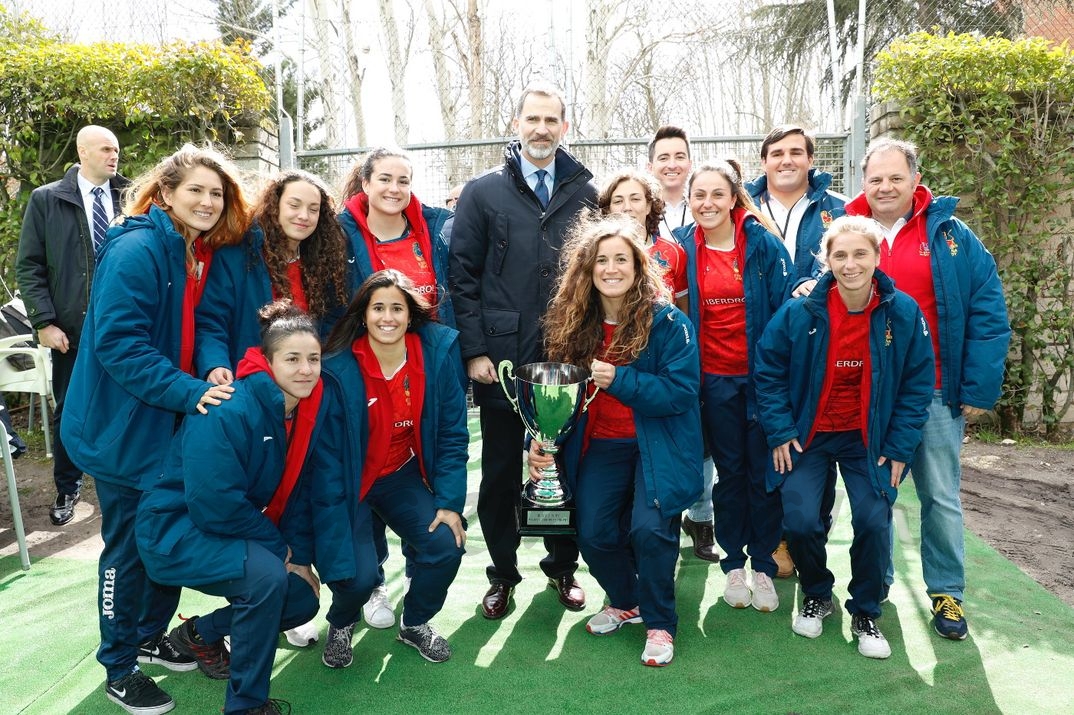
[845,189,1011,416]
[136,372,325,586]
[303,322,469,582]
[754,270,936,501]
[61,205,213,489]
[674,212,795,387]
[340,204,456,327]
[559,304,703,519]
[745,168,847,278]
[194,224,356,377]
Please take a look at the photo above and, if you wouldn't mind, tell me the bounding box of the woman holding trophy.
[527,214,702,667]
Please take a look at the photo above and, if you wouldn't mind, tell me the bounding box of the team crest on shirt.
[944,231,959,257]
[412,242,429,271]
[918,242,930,257]
[820,210,833,228]
[651,249,671,271]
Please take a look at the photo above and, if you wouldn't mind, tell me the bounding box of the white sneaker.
[723,568,752,608]
[641,629,674,667]
[585,605,642,635]
[284,619,320,647]
[852,614,891,659]
[362,584,395,629]
[751,571,779,612]
[792,596,834,638]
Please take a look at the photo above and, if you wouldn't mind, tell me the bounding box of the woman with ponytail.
[137,301,327,715]
[338,149,456,628]
[673,159,794,615]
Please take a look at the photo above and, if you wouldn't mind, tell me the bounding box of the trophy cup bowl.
[499,360,596,535]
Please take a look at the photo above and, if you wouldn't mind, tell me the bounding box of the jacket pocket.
[481,308,519,363]
[490,213,511,275]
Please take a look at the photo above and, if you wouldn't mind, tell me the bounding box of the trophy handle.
[497,360,520,414]
[582,378,599,412]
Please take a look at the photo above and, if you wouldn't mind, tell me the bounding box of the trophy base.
[516,494,577,536]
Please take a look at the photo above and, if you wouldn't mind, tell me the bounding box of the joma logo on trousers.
[102,567,117,619]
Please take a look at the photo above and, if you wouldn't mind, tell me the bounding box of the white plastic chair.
[0,334,55,458]
[2,419,30,569]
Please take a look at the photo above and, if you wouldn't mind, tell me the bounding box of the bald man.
[16,125,129,526]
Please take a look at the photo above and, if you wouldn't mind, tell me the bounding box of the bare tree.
[339,0,368,146]
[377,0,414,142]
[306,0,344,148]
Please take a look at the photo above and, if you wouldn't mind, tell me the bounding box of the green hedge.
[874,32,1074,436]
[0,8,269,280]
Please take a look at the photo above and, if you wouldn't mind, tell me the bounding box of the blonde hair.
[818,215,884,272]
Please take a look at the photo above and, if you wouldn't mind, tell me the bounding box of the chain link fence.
[297,133,851,208]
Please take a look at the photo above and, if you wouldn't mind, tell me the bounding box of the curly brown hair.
[597,170,665,237]
[543,213,670,367]
[253,170,350,320]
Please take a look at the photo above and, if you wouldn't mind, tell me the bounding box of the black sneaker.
[245,699,291,714]
[397,622,452,663]
[49,491,80,526]
[168,616,230,679]
[104,669,175,715]
[322,622,354,669]
[931,594,969,640]
[138,631,198,672]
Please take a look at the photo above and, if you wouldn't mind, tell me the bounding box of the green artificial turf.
[3,420,1073,714]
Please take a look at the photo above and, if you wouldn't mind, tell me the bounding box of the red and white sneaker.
[641,629,674,667]
[586,605,643,635]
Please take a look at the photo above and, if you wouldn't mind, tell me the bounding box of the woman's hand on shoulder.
[429,508,466,547]
[207,367,234,386]
[196,383,235,414]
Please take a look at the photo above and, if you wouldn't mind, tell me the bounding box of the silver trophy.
[499,360,597,535]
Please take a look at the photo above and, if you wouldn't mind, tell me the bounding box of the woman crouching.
[136,301,326,714]
[311,269,468,667]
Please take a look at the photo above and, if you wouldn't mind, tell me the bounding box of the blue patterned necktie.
[534,169,549,208]
[91,186,109,253]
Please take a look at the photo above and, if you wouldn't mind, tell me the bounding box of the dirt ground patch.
[960,438,1074,608]
[2,411,1073,608]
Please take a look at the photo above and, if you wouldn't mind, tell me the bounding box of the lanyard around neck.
[764,192,806,240]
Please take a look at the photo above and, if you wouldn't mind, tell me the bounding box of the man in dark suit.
[450,82,598,620]
[16,125,128,526]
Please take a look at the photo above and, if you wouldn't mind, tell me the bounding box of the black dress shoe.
[481,583,514,620]
[681,516,721,563]
[547,575,585,611]
[49,491,80,526]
